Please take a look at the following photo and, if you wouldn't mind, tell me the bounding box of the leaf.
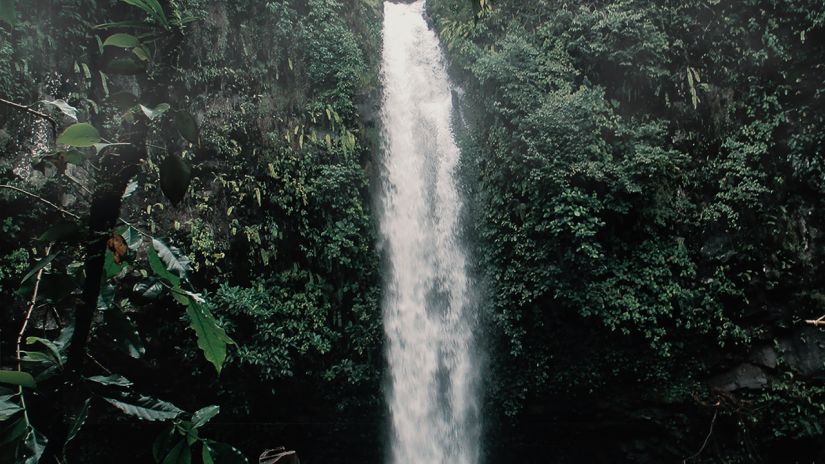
[103,304,145,358]
[0,0,16,26]
[147,245,180,286]
[153,426,177,463]
[56,123,101,147]
[20,252,58,284]
[93,142,130,155]
[190,405,219,429]
[0,395,22,421]
[152,238,192,280]
[118,225,142,251]
[26,336,64,367]
[122,179,139,200]
[170,286,190,306]
[162,440,191,464]
[201,442,214,464]
[65,398,91,447]
[133,45,150,61]
[140,103,170,120]
[122,0,170,29]
[87,374,133,387]
[186,301,235,374]
[0,371,36,388]
[102,393,183,421]
[0,417,27,447]
[38,222,81,243]
[97,282,115,311]
[105,55,147,75]
[102,33,140,48]
[22,427,47,464]
[202,441,248,464]
[159,154,192,205]
[174,111,199,144]
[134,279,164,299]
[40,99,78,121]
[104,250,126,279]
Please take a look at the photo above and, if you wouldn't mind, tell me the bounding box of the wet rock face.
[708,327,825,392]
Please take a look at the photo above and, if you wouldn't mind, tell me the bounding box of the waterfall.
[378,1,480,463]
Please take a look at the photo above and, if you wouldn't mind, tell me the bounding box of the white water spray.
[378,1,480,463]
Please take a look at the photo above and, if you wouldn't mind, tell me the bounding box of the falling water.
[378,1,480,463]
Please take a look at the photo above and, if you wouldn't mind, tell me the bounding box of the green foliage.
[429,0,825,460]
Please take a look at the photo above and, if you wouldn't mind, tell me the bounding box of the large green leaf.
[56,123,101,147]
[152,239,191,280]
[202,441,248,464]
[87,374,133,387]
[65,398,91,448]
[162,439,191,464]
[20,252,58,284]
[22,427,47,464]
[0,395,22,420]
[0,371,36,389]
[159,154,192,205]
[147,245,180,286]
[102,33,140,48]
[102,393,183,421]
[186,301,235,374]
[104,249,126,279]
[174,111,199,144]
[190,405,219,429]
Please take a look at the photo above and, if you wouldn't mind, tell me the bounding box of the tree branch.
[0,184,80,219]
[0,97,58,137]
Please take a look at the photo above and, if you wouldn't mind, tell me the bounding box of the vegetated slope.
[0,1,384,462]
[429,0,825,462]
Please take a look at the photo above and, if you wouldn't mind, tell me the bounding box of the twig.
[683,407,719,463]
[805,315,825,326]
[17,246,52,371]
[16,246,51,424]
[0,184,80,219]
[0,97,58,136]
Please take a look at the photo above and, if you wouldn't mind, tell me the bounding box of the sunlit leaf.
[191,405,219,429]
[140,103,170,120]
[40,99,78,121]
[102,393,183,421]
[56,123,101,147]
[20,252,58,284]
[103,33,140,48]
[186,301,235,374]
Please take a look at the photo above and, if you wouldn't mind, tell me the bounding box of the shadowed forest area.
[1,0,824,463]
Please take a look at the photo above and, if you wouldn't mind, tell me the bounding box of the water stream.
[378,1,480,463]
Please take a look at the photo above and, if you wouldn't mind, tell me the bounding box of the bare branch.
[0,184,80,219]
[17,246,52,371]
[0,97,58,136]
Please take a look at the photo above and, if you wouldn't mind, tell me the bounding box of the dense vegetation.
[429,0,825,462]
[0,0,383,462]
[3,0,825,462]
